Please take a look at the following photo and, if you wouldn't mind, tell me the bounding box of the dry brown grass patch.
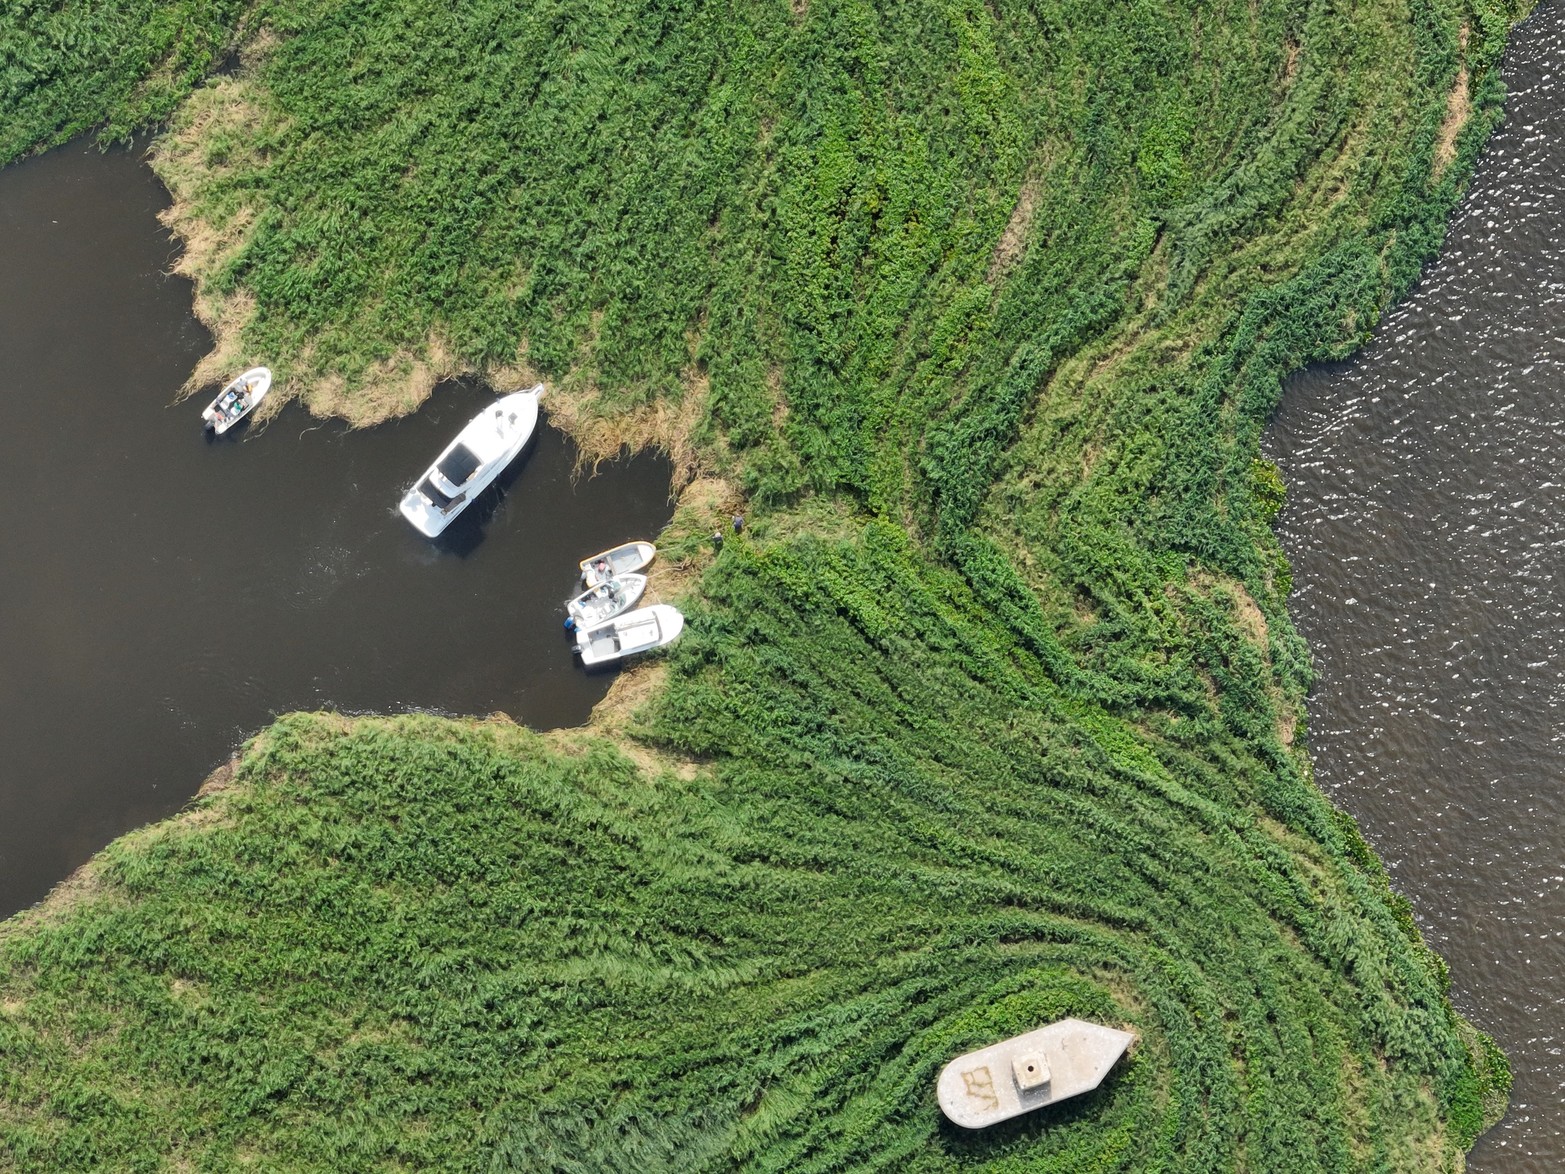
[1432,30,1472,181]
[1071,591,1096,627]
[665,474,745,541]
[988,173,1042,283]
[168,978,207,1005]
[1231,585,1268,647]
[303,334,464,424]
[589,661,669,734]
[1280,39,1301,87]
[768,364,788,430]
[542,370,711,489]
[541,663,702,782]
[987,142,1067,286]
[1276,704,1298,747]
[1079,440,1102,480]
[1192,570,1269,650]
[152,74,281,403]
[195,755,240,799]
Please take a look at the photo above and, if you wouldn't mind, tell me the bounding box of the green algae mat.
[0,0,1523,1169]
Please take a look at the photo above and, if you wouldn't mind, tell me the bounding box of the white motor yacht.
[399,387,541,537]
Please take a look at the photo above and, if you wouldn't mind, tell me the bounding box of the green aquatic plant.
[0,0,246,158]
[1249,458,1288,526]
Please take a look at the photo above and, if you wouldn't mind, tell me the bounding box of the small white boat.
[567,572,647,627]
[579,541,656,587]
[399,387,541,537]
[202,367,271,434]
[575,603,684,667]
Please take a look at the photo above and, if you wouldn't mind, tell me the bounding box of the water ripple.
[1266,3,1565,1166]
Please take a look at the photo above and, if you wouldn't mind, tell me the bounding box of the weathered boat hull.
[936,1019,1136,1129]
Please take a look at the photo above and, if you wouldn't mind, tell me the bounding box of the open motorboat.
[202,367,271,434]
[574,603,684,667]
[399,387,541,537]
[579,540,656,587]
[567,572,647,627]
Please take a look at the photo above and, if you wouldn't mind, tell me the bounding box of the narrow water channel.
[1267,3,1565,1166]
[0,140,674,918]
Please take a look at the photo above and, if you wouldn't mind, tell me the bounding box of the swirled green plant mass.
[0,0,1524,1169]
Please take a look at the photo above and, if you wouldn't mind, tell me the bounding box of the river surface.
[0,140,674,918]
[1267,2,1565,1167]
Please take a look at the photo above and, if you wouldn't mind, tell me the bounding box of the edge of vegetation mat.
[0,0,1527,1169]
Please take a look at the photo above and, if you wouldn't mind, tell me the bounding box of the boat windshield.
[418,476,456,508]
[437,444,482,486]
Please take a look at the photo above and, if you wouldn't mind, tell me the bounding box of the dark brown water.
[1267,3,1565,1167]
[0,140,674,918]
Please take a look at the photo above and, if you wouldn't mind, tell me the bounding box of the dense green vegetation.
[0,696,1508,1170]
[0,0,246,156]
[0,0,1528,1168]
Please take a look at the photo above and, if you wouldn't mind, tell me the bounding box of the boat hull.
[567,572,648,626]
[399,388,541,537]
[203,367,272,435]
[575,603,684,667]
[579,540,656,586]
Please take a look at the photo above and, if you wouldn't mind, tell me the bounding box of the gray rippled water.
[1266,3,1565,1166]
